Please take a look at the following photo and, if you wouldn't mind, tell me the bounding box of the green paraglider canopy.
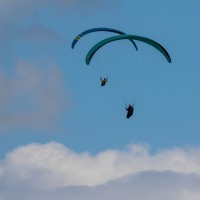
[86,34,171,65]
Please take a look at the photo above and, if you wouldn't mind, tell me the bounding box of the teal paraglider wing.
[71,28,138,50]
[86,34,171,65]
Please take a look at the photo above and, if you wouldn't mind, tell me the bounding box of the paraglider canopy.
[86,34,172,65]
[71,28,138,50]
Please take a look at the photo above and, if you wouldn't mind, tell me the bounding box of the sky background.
[0,0,200,199]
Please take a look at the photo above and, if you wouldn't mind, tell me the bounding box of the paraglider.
[71,29,172,119]
[100,77,108,86]
[85,34,171,65]
[126,104,134,119]
[84,34,171,119]
[72,28,138,89]
[71,27,138,50]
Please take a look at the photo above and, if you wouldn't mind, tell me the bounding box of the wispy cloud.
[22,25,64,43]
[0,0,116,21]
[0,61,68,131]
[0,143,200,199]
[0,0,74,131]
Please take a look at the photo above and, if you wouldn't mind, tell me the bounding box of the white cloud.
[1,143,200,200]
[0,143,200,187]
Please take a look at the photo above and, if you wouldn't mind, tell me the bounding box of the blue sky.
[0,0,200,199]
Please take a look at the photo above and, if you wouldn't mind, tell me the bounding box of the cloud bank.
[0,143,200,199]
